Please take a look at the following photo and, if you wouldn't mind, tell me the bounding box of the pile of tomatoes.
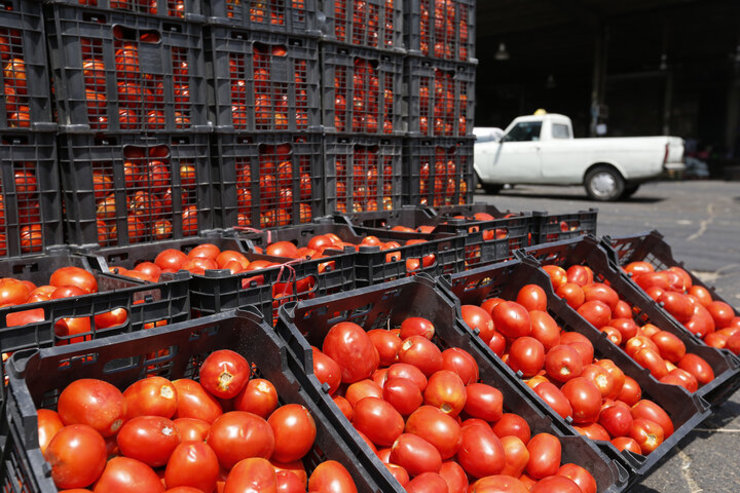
[331,56,396,134]
[309,316,600,493]
[460,279,679,456]
[417,68,469,137]
[78,0,188,18]
[228,43,311,131]
[0,164,45,255]
[413,145,468,208]
[93,145,199,245]
[1,27,30,128]
[334,144,397,213]
[332,0,398,50]
[623,261,740,355]
[418,0,471,61]
[38,348,358,492]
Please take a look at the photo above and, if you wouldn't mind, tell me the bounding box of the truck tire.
[584,166,624,201]
[620,184,640,199]
[476,173,502,195]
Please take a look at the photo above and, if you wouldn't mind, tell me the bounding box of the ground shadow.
[476,189,666,204]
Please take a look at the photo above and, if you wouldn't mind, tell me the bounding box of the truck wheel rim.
[591,172,617,198]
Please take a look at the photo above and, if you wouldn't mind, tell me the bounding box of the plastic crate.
[277,275,629,493]
[207,0,318,35]
[213,131,325,230]
[2,310,395,492]
[207,27,321,132]
[406,56,475,137]
[442,258,711,487]
[324,134,403,214]
[0,129,63,258]
[45,2,209,133]
[404,0,475,62]
[519,235,740,408]
[532,209,599,244]
[404,136,474,207]
[0,0,53,130]
[321,43,404,135]
[48,0,203,19]
[59,131,215,248]
[319,0,404,52]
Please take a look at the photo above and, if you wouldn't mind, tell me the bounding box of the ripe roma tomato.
[368,329,402,367]
[545,345,583,383]
[456,422,505,478]
[352,397,404,448]
[116,416,180,468]
[165,441,220,492]
[390,433,443,476]
[45,424,106,489]
[561,377,602,424]
[525,433,561,479]
[37,409,64,455]
[441,347,479,385]
[268,404,317,462]
[508,337,546,377]
[461,305,496,343]
[423,370,467,416]
[308,461,358,493]
[198,349,250,399]
[173,418,210,442]
[629,418,664,453]
[678,353,714,384]
[492,301,531,339]
[405,472,449,493]
[172,379,222,423]
[516,284,548,311]
[322,321,379,383]
[123,376,178,419]
[558,463,598,493]
[492,413,531,445]
[50,267,98,294]
[464,383,503,422]
[223,457,277,493]
[207,411,275,470]
[57,379,126,437]
[233,378,278,418]
[400,316,436,340]
[533,382,572,420]
[310,346,342,395]
[383,377,423,416]
[406,406,462,460]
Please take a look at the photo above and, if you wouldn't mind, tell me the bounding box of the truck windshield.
[504,122,542,142]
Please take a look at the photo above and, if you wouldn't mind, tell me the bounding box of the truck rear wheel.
[584,166,624,201]
[476,173,502,195]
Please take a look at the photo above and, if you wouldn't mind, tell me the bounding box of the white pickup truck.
[474,114,685,201]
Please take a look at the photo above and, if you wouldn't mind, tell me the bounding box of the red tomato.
[116,416,179,467]
[172,379,223,423]
[456,422,505,478]
[566,265,593,286]
[383,377,423,416]
[533,382,572,420]
[198,349,250,399]
[368,329,402,367]
[492,413,531,445]
[629,418,664,454]
[234,378,278,418]
[707,301,734,328]
[577,300,612,329]
[50,267,98,294]
[37,409,64,455]
[580,363,615,398]
[500,435,530,477]
[207,411,275,469]
[352,397,405,447]
[164,441,220,492]
[492,301,531,339]
[423,370,467,416]
[57,379,125,437]
[307,461,358,493]
[387,363,428,391]
[583,282,619,311]
[631,400,674,437]
[561,377,602,424]
[46,424,106,489]
[599,403,633,437]
[525,433,561,479]
[611,436,642,454]
[155,249,188,271]
[311,347,342,395]
[272,461,308,490]
[223,457,277,493]
[463,383,504,422]
[173,418,210,442]
[322,321,379,383]
[508,337,546,377]
[488,331,507,357]
[617,376,642,406]
[441,348,479,385]
[659,292,694,323]
[634,347,669,379]
[94,457,164,493]
[405,406,462,460]
[399,335,443,377]
[556,282,585,309]
[123,376,177,419]
[405,472,448,493]
[516,284,548,311]
[529,311,561,350]
[438,461,468,493]
[610,318,639,340]
[470,475,529,493]
[390,433,443,476]
[557,463,597,493]
[678,353,714,384]
[545,345,583,383]
[613,300,633,319]
[530,475,581,493]
[187,243,220,260]
[459,305,495,343]
[401,317,436,340]
[625,261,654,276]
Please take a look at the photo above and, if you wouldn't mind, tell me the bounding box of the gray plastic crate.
[404,0,475,62]
[207,0,318,35]
[403,136,474,207]
[319,0,404,52]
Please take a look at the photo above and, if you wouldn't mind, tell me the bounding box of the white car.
[474,114,685,201]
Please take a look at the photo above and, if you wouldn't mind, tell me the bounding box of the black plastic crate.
[207,0,318,35]
[519,235,740,408]
[324,134,403,215]
[404,0,475,62]
[442,258,712,487]
[431,202,508,219]
[277,275,629,493]
[207,27,321,132]
[59,131,215,248]
[45,2,209,132]
[0,0,53,130]
[404,136,474,207]
[48,0,203,19]
[406,56,475,137]
[213,131,325,230]
[320,0,404,52]
[532,209,599,245]
[2,310,394,492]
[0,129,63,258]
[321,43,404,135]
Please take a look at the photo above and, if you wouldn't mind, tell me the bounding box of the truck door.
[492,121,544,182]
[539,122,575,181]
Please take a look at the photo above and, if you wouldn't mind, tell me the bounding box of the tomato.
[631,400,674,437]
[165,441,220,492]
[707,301,734,328]
[556,282,585,309]
[222,457,277,493]
[50,267,98,294]
[391,433,443,476]
[530,475,581,493]
[405,472,448,493]
[561,377,601,424]
[37,409,64,455]
[492,413,531,445]
[266,241,298,258]
[661,368,699,392]
[678,353,715,385]
[216,250,250,269]
[155,249,188,271]
[273,461,308,491]
[687,285,713,307]
[310,347,342,395]
[387,363,428,391]
[187,244,220,260]
[508,337,546,377]
[529,311,561,350]
[633,347,669,379]
[629,418,664,454]
[307,460,357,493]
[625,261,654,276]
[116,416,179,467]
[123,376,177,419]
[577,300,611,329]
[533,382,572,420]
[525,433,561,479]
[613,300,632,319]
[480,297,505,317]
[659,292,693,323]
[384,377,423,416]
[401,317,436,340]
[345,379,382,407]
[557,463,597,493]
[423,370,467,416]
[647,331,685,363]
[206,411,275,469]
[57,379,125,437]
[198,350,250,399]
[566,265,593,286]
[580,363,615,398]
[685,304,715,338]
[438,461,467,493]
[322,321,379,383]
[441,348,479,385]
[93,457,164,493]
[46,424,106,489]
[544,345,583,383]
[492,302,531,339]
[583,282,619,311]
[463,383,503,422]
[399,336,443,377]
[172,379,223,423]
[470,475,529,493]
[598,404,633,437]
[173,418,210,442]
[500,435,530,477]
[366,329,401,367]
[516,284,548,311]
[93,307,128,330]
[617,376,642,406]
[351,397,404,448]
[234,378,278,418]
[611,436,642,454]
[456,421,505,478]
[405,406,462,460]
[609,318,638,340]
[487,331,507,357]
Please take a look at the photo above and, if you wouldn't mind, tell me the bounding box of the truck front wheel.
[584,166,624,201]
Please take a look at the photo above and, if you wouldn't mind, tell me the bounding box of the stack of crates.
[403,0,476,207]
[318,0,405,215]
[206,1,325,229]
[45,0,215,248]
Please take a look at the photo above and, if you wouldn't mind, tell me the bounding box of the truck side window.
[504,122,542,142]
[551,123,571,139]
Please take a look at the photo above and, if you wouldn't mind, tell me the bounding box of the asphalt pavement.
[474,179,740,493]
